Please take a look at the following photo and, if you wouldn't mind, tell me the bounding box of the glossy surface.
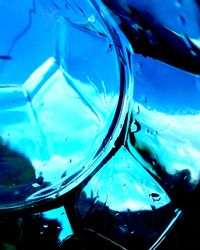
[74,146,181,249]
[128,55,200,199]
[0,206,72,249]
[101,0,200,74]
[102,0,200,203]
[1,0,199,249]
[0,0,131,209]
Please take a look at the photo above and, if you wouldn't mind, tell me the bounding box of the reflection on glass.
[74,146,181,249]
[0,206,72,250]
[0,0,130,209]
[1,0,197,249]
[101,0,200,73]
[127,54,200,205]
[101,0,200,203]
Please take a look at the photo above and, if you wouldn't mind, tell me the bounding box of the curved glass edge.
[126,53,200,209]
[73,146,182,249]
[0,0,133,212]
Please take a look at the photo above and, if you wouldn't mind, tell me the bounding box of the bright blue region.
[133,54,200,114]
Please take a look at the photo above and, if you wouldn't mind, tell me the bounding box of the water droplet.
[131,231,134,235]
[115,212,119,216]
[149,193,161,202]
[146,128,152,135]
[107,43,113,53]
[43,224,48,229]
[130,120,138,133]
[123,184,127,188]
[62,171,67,178]
[130,119,141,133]
[32,183,41,188]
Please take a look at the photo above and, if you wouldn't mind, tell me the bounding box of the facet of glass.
[128,55,200,199]
[0,0,131,210]
[101,0,200,200]
[101,0,200,74]
[74,146,181,249]
[0,206,73,249]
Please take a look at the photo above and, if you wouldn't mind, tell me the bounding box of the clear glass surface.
[0,0,131,210]
[1,0,199,249]
[102,0,200,200]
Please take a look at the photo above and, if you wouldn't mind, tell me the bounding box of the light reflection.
[78,146,171,212]
[75,146,178,249]
[132,102,200,188]
[0,54,121,205]
[42,206,73,242]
